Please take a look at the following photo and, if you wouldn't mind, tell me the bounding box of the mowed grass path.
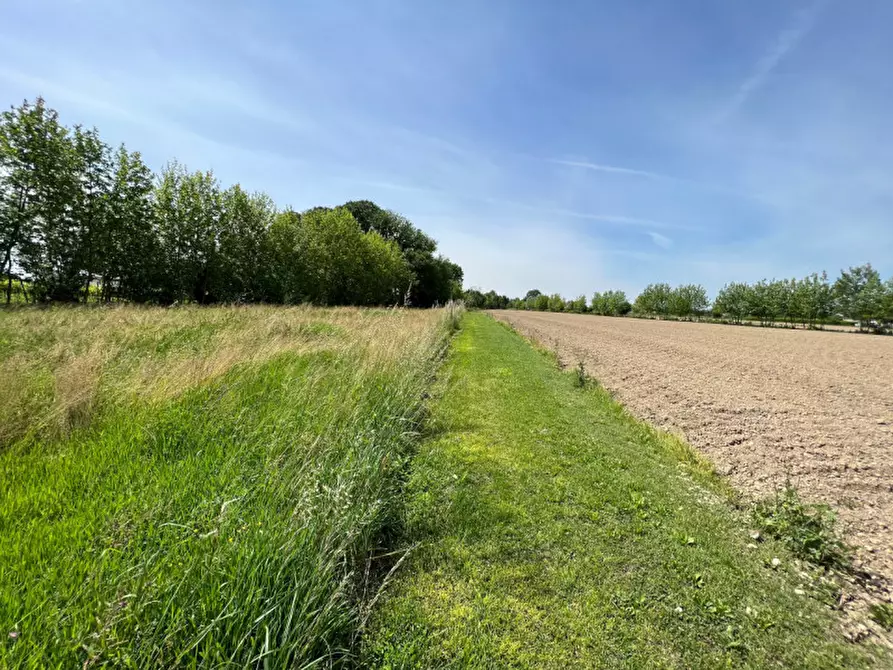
[365,314,881,668]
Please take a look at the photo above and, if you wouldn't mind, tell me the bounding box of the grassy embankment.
[365,313,884,668]
[0,304,458,667]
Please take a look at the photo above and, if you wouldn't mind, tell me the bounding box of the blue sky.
[2,0,892,298]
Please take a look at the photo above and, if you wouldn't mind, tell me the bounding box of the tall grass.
[0,304,460,667]
[442,300,464,335]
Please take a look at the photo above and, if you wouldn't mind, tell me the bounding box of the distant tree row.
[0,98,462,306]
[462,288,511,310]
[468,264,893,333]
[633,283,708,318]
[466,287,632,316]
[713,267,892,329]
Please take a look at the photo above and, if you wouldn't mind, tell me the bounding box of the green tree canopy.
[634,283,672,315]
[834,263,884,328]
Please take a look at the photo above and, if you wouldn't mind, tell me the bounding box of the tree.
[882,278,893,323]
[782,278,803,326]
[155,163,223,304]
[592,290,631,316]
[765,280,789,326]
[0,98,80,303]
[747,280,771,326]
[523,289,542,310]
[29,123,111,302]
[479,290,499,309]
[462,288,485,309]
[788,272,832,328]
[833,264,884,330]
[265,209,303,303]
[1,98,466,308]
[669,284,709,318]
[568,294,587,313]
[547,293,565,312]
[591,292,607,315]
[0,99,43,303]
[299,207,369,305]
[341,200,461,306]
[357,231,412,305]
[217,185,275,302]
[533,294,549,311]
[605,290,632,316]
[68,125,115,302]
[284,206,411,307]
[343,200,435,255]
[802,272,833,328]
[634,283,671,315]
[714,282,750,324]
[406,253,462,307]
[102,146,159,302]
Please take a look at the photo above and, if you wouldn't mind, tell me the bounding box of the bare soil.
[493,311,893,637]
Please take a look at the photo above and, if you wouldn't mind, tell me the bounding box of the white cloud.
[718,0,827,121]
[547,158,670,181]
[647,231,672,249]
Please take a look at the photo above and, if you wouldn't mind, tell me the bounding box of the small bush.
[752,486,851,570]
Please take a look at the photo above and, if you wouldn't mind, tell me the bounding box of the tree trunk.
[3,246,12,305]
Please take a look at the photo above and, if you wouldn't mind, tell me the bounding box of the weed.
[573,360,588,388]
[551,337,562,368]
[752,485,852,570]
[869,603,893,631]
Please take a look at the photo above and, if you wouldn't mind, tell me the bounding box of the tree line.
[1,98,462,306]
[712,267,892,329]
[464,288,632,315]
[467,263,893,333]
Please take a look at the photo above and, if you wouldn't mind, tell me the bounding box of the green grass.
[0,304,456,667]
[363,313,884,668]
[870,603,893,632]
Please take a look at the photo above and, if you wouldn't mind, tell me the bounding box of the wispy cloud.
[475,197,699,231]
[719,0,827,120]
[647,231,673,249]
[329,184,698,232]
[553,209,696,232]
[548,156,764,203]
[548,158,671,181]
